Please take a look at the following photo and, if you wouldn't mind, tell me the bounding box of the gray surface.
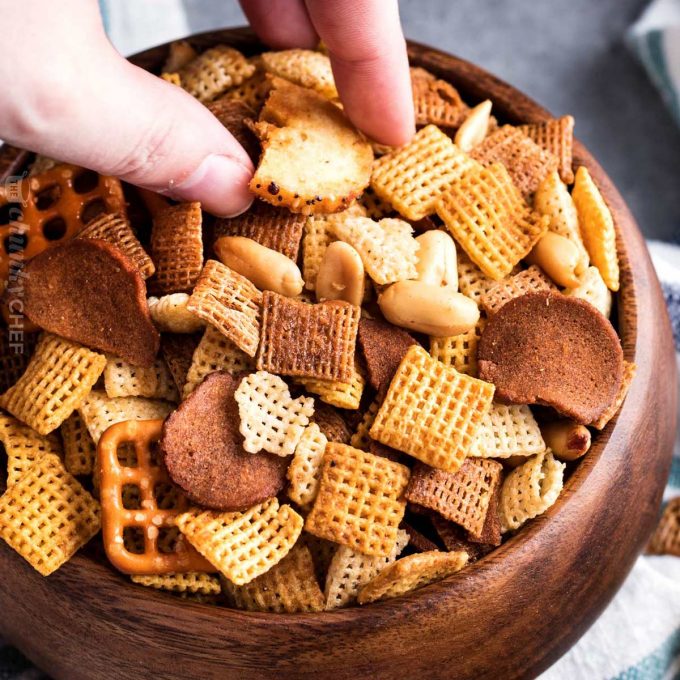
[183,0,680,242]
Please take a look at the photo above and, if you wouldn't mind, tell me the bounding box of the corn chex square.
[234,371,314,456]
[469,404,545,459]
[405,459,503,539]
[104,357,179,402]
[370,345,495,472]
[357,550,469,604]
[0,414,63,487]
[0,454,100,575]
[370,125,477,221]
[257,292,360,382]
[499,450,565,533]
[0,333,106,435]
[437,163,549,281]
[182,325,253,398]
[329,213,418,285]
[470,124,559,196]
[176,498,303,585]
[187,259,263,357]
[78,390,174,444]
[304,443,410,557]
[480,265,557,316]
[61,411,97,476]
[430,317,486,377]
[148,293,205,334]
[223,543,325,613]
[324,528,409,610]
[571,166,620,292]
[287,423,328,508]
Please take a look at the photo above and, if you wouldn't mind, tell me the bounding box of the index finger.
[305,0,415,147]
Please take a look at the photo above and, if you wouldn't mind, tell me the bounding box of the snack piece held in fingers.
[305,444,410,557]
[0,454,100,575]
[0,334,106,435]
[176,498,304,585]
[0,413,63,487]
[187,259,262,358]
[572,166,620,292]
[161,371,288,510]
[98,419,215,575]
[357,550,469,604]
[371,125,477,221]
[257,292,360,382]
[357,317,417,393]
[178,45,255,102]
[249,78,373,214]
[22,239,159,367]
[519,116,575,185]
[470,125,559,196]
[214,236,304,297]
[478,292,624,424]
[436,163,549,281]
[325,529,409,610]
[371,345,495,473]
[149,202,204,296]
[0,163,126,287]
[234,371,314,456]
[223,543,325,613]
[214,200,305,261]
[405,459,503,539]
[499,450,565,532]
[260,49,338,99]
[78,212,155,280]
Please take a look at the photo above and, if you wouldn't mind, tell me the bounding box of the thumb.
[5,49,255,217]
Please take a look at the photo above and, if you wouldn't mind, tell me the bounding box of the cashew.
[378,280,479,336]
[316,241,365,306]
[214,236,304,297]
[526,232,584,288]
[541,420,592,461]
[455,99,492,151]
[415,230,458,289]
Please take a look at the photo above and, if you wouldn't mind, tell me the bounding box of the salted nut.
[214,236,304,297]
[316,241,365,306]
[454,99,492,151]
[541,420,592,461]
[415,230,458,289]
[378,280,479,337]
[526,232,584,288]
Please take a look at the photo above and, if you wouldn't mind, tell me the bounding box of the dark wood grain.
[0,28,676,680]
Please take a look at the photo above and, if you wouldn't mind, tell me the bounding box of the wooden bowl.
[0,28,676,680]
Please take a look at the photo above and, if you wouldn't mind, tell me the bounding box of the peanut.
[541,420,591,461]
[526,232,584,288]
[214,236,304,297]
[455,99,492,151]
[378,280,479,336]
[415,230,458,289]
[316,241,365,306]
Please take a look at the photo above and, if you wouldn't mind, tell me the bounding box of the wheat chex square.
[370,345,495,472]
[257,292,360,382]
[304,443,410,557]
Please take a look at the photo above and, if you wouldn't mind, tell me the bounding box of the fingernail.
[171,154,254,217]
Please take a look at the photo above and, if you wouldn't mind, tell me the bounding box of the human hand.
[0,0,413,217]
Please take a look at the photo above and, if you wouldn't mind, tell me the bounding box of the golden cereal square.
[370,125,477,221]
[0,333,106,435]
[223,543,325,613]
[304,443,410,557]
[370,345,495,472]
[0,454,100,575]
[176,498,303,586]
[437,163,549,281]
[187,259,263,358]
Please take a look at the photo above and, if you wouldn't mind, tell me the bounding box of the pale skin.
[0,0,415,217]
